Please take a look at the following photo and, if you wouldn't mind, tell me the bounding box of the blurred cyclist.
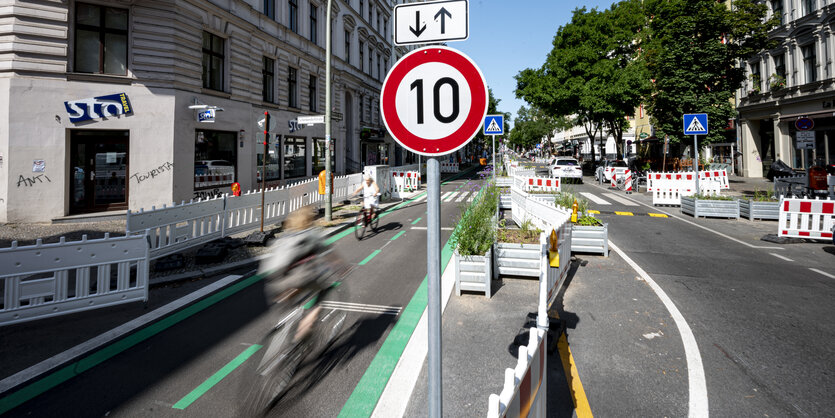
[352,174,380,222]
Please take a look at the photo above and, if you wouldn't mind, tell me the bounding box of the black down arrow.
[410,11,426,37]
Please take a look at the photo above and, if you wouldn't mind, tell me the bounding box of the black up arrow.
[410,11,426,37]
[434,7,452,34]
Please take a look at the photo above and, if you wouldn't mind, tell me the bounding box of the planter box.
[499,194,512,210]
[681,197,740,219]
[739,199,780,220]
[454,248,493,298]
[493,242,540,279]
[571,224,608,256]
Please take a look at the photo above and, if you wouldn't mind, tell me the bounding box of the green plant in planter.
[450,182,499,256]
[575,214,603,226]
[692,193,734,201]
[752,188,778,202]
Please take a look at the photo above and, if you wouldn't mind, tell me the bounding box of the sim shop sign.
[64,93,133,124]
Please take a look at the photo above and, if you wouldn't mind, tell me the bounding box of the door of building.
[70,130,129,214]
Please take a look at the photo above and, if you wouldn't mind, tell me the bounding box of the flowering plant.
[450,181,498,256]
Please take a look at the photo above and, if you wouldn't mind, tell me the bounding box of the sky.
[453,0,617,126]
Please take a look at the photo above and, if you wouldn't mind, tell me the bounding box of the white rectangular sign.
[297,115,325,125]
[796,130,815,149]
[394,0,468,46]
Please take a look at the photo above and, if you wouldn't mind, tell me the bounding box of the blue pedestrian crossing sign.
[683,113,708,135]
[484,115,504,135]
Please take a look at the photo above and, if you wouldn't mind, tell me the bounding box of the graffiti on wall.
[17,174,51,187]
[194,189,223,200]
[131,162,173,184]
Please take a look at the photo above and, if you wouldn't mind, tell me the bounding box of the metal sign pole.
[492,134,496,182]
[261,111,269,233]
[324,0,333,222]
[427,157,442,418]
[693,134,700,194]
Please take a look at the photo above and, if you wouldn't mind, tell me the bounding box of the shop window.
[202,32,225,91]
[313,138,335,173]
[284,137,307,178]
[256,134,281,182]
[263,56,275,103]
[74,3,128,75]
[194,130,237,190]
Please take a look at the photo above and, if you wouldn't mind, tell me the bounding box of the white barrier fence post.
[487,327,547,418]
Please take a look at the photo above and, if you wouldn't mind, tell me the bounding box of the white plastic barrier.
[778,197,835,241]
[829,175,835,198]
[127,173,363,259]
[390,170,420,198]
[510,182,571,232]
[700,169,729,189]
[487,327,547,418]
[515,176,561,193]
[440,162,459,173]
[1,233,150,326]
[652,180,719,206]
[647,172,697,192]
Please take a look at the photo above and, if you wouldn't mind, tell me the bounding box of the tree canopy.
[508,105,563,149]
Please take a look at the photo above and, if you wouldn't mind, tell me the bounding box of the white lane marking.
[319,301,402,315]
[0,274,246,393]
[770,253,794,262]
[467,194,475,202]
[455,192,470,202]
[603,192,639,206]
[643,331,664,340]
[444,191,460,202]
[580,192,611,205]
[810,268,835,279]
[589,182,784,250]
[440,191,454,201]
[411,227,454,231]
[609,241,709,417]
[414,194,427,203]
[372,239,458,417]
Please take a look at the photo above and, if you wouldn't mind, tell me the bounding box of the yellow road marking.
[648,213,669,218]
[558,334,593,418]
[614,211,634,216]
[588,210,600,214]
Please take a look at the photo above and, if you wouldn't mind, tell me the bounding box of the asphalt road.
[5,172,484,417]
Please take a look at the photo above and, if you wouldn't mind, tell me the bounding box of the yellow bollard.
[571,199,579,223]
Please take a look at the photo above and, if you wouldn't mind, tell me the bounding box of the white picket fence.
[778,197,835,241]
[127,173,365,259]
[1,234,150,326]
[440,162,459,173]
[487,327,547,418]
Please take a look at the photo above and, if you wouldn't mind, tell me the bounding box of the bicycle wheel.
[370,211,379,232]
[238,325,299,416]
[354,211,366,240]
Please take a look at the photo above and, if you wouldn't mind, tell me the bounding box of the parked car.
[595,160,629,183]
[195,160,234,176]
[549,157,583,183]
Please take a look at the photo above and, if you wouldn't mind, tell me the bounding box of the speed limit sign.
[380,46,488,156]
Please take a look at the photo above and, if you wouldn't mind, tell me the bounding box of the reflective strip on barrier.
[778,198,835,240]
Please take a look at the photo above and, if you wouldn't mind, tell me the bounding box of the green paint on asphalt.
[358,250,382,266]
[337,212,459,418]
[0,273,266,415]
[411,217,422,225]
[172,344,263,410]
[391,231,406,241]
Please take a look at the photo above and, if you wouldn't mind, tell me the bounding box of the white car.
[549,157,583,183]
[595,160,629,183]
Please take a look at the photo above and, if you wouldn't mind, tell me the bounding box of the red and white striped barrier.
[194,173,234,189]
[390,170,420,198]
[611,170,633,192]
[647,172,697,192]
[524,176,560,193]
[778,197,834,241]
[487,327,547,418]
[440,162,459,173]
[700,169,729,189]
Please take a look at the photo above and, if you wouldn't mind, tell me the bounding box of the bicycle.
[352,196,380,240]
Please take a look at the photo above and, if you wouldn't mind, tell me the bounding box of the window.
[750,61,761,91]
[771,0,783,24]
[376,53,381,80]
[289,0,298,33]
[383,18,388,38]
[359,0,364,17]
[194,130,237,190]
[804,0,815,15]
[74,3,128,75]
[313,138,335,173]
[310,4,318,44]
[202,32,224,90]
[802,44,817,83]
[359,41,364,71]
[345,30,351,62]
[262,57,275,103]
[264,0,275,19]
[368,51,372,75]
[773,53,786,88]
[284,137,306,178]
[309,75,318,112]
[368,3,372,22]
[377,15,381,33]
[288,67,298,107]
[257,134,281,182]
[384,57,388,74]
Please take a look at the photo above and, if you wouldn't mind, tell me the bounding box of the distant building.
[0,0,412,222]
[737,0,834,177]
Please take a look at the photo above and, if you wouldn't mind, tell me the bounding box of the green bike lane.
[0,171,484,417]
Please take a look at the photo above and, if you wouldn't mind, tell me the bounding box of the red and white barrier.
[778,198,834,241]
[440,162,459,173]
[390,170,420,198]
[524,176,560,193]
[194,174,235,189]
[700,170,729,189]
[647,172,697,192]
[487,327,547,418]
[611,170,633,192]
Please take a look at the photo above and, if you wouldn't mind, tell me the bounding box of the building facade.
[738,0,835,177]
[0,0,410,222]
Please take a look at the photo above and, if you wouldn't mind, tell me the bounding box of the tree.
[643,0,777,149]
[516,1,650,161]
[508,105,560,150]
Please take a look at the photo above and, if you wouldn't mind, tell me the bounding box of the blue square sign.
[484,115,504,135]
[683,113,708,135]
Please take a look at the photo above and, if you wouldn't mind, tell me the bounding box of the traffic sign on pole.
[380,46,488,157]
[483,114,504,135]
[394,0,468,46]
[683,113,709,135]
[795,117,814,131]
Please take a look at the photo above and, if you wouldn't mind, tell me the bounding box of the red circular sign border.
[381,46,488,157]
[795,117,814,131]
